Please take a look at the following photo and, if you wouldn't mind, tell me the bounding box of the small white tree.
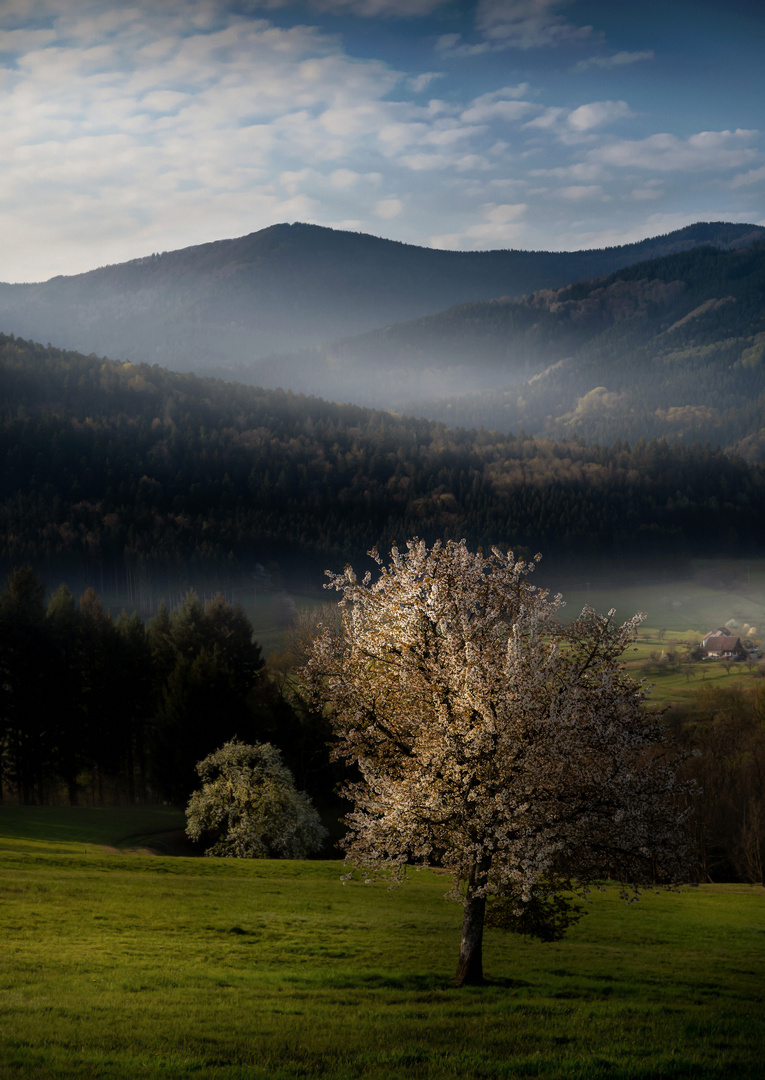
[185,739,327,859]
[304,539,691,986]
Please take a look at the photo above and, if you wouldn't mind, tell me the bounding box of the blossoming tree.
[185,739,327,859]
[304,539,690,986]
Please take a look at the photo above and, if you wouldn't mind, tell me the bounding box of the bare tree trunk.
[455,892,486,987]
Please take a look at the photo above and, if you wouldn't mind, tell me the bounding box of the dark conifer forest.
[0,567,332,821]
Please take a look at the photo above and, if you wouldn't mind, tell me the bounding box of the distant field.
[0,809,762,1079]
[559,558,765,636]
[242,558,765,664]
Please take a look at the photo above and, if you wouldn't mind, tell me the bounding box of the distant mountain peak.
[0,220,761,380]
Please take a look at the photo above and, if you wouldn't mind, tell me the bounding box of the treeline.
[674,683,765,885]
[0,567,331,812]
[3,335,765,589]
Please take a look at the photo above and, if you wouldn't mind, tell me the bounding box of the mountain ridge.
[0,220,761,374]
[328,242,765,455]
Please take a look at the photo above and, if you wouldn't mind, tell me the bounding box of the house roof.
[700,635,746,653]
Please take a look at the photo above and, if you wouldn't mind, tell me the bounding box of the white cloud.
[408,71,442,93]
[0,0,760,281]
[522,110,561,135]
[374,196,403,218]
[628,186,662,201]
[0,27,57,50]
[140,89,190,113]
[430,221,525,249]
[430,201,529,249]
[475,0,594,50]
[0,2,448,278]
[320,103,389,138]
[328,167,379,189]
[426,124,485,147]
[556,184,603,200]
[377,120,429,154]
[567,100,630,132]
[573,50,654,73]
[730,165,765,188]
[279,167,317,196]
[251,0,450,14]
[399,152,450,170]
[485,202,527,223]
[590,129,759,172]
[530,162,604,181]
[454,153,492,171]
[521,100,631,143]
[570,210,756,251]
[462,98,535,124]
[435,33,461,53]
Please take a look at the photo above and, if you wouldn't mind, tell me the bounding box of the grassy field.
[0,809,763,1079]
[0,805,187,854]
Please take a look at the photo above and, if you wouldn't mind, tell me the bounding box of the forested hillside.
[3,335,765,598]
[0,221,760,379]
[290,242,765,455]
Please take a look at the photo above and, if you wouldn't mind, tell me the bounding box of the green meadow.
[0,809,763,1079]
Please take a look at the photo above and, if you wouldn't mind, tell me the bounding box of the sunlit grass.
[0,811,763,1078]
[552,559,765,708]
[620,635,758,706]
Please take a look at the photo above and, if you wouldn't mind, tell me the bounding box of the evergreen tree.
[0,568,51,803]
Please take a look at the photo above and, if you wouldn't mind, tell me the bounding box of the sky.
[0,0,763,282]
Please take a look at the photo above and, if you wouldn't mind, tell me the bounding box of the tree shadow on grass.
[317,972,448,992]
[316,971,533,992]
[482,976,532,990]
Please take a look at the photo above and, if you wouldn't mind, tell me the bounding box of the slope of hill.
[285,242,765,456]
[0,221,760,376]
[3,334,765,597]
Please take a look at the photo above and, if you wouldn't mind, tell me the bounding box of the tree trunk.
[455,892,486,987]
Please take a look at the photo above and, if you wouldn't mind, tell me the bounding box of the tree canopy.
[305,539,692,986]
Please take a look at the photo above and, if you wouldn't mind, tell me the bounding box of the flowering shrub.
[185,739,327,859]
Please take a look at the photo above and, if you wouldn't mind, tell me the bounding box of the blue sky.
[0,0,762,281]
